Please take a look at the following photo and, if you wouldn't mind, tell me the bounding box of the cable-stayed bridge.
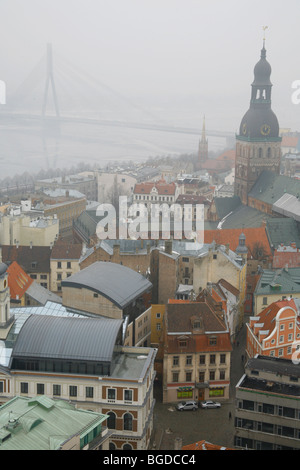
[0,44,234,143]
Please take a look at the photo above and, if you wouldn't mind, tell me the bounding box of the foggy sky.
[1,0,300,132]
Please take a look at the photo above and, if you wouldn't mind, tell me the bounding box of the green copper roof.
[0,396,108,450]
[255,267,300,296]
[248,171,300,205]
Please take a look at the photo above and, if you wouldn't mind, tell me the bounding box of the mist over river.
[0,119,228,180]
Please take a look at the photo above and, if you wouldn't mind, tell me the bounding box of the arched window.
[107,411,116,429]
[124,413,133,431]
[267,147,271,158]
[109,442,116,450]
[258,148,263,158]
[123,443,133,450]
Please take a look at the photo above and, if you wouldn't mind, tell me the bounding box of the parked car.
[200,400,221,409]
[176,400,198,411]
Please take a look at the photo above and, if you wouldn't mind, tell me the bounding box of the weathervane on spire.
[262,26,268,45]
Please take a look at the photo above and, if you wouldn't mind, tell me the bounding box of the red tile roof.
[252,299,297,337]
[217,149,236,162]
[182,440,234,450]
[204,227,272,259]
[281,136,299,148]
[134,179,176,196]
[7,261,33,299]
[272,250,300,268]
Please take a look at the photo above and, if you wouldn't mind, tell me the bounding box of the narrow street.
[151,319,248,450]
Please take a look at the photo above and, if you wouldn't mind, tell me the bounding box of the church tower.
[234,39,281,205]
[198,115,208,168]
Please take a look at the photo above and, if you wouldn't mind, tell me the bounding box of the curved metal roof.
[11,314,123,362]
[61,261,152,309]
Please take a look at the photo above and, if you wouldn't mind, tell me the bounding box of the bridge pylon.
[42,43,60,118]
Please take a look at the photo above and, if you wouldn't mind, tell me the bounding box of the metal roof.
[11,314,123,362]
[61,261,152,309]
[0,396,108,450]
[272,193,300,222]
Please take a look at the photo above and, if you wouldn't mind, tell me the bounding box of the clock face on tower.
[260,124,271,136]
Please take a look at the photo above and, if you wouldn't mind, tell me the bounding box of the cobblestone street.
[151,319,248,450]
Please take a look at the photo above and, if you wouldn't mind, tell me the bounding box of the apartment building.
[0,213,58,246]
[50,241,82,294]
[1,245,51,290]
[235,355,300,450]
[162,299,232,403]
[246,298,300,360]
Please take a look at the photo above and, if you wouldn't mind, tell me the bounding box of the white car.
[200,400,221,409]
[176,400,198,411]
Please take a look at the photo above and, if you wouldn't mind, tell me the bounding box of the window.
[37,383,44,395]
[57,262,61,269]
[53,384,61,396]
[213,254,217,260]
[179,340,187,348]
[67,262,71,269]
[280,324,285,331]
[199,371,205,382]
[279,335,284,343]
[263,297,268,305]
[182,257,189,263]
[21,382,28,394]
[124,389,133,402]
[199,355,205,365]
[107,412,116,429]
[0,382,3,393]
[86,387,94,398]
[220,354,226,364]
[156,312,161,319]
[40,275,47,280]
[209,337,217,346]
[210,354,216,365]
[69,385,77,397]
[123,413,133,431]
[172,372,179,382]
[186,371,192,382]
[57,273,62,280]
[219,370,226,380]
[107,388,116,401]
[186,355,192,365]
[209,370,215,380]
[173,356,179,366]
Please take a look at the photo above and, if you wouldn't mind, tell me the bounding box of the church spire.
[197,115,208,168]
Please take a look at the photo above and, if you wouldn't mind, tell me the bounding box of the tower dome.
[252,44,272,87]
[238,41,280,141]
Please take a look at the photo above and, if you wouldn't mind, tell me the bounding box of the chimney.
[165,240,172,255]
[113,244,120,257]
[285,264,289,272]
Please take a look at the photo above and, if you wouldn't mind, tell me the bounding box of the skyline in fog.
[1,0,300,133]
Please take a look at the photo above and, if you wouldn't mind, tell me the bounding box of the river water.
[0,118,227,180]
